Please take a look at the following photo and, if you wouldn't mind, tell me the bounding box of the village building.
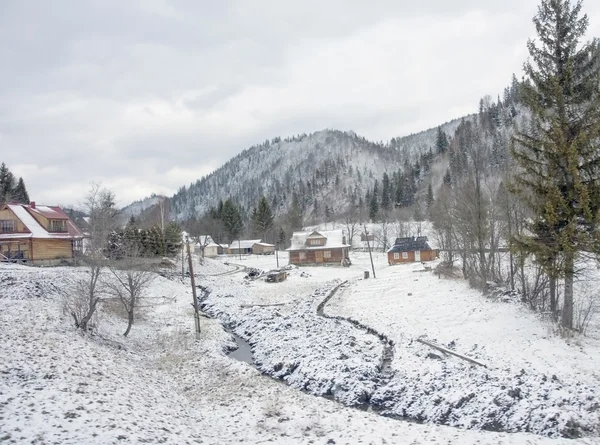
[203,242,221,258]
[387,236,438,265]
[0,202,84,265]
[252,242,275,255]
[194,235,214,255]
[227,239,262,255]
[287,230,351,266]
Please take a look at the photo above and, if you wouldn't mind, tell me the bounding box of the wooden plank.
[417,338,487,368]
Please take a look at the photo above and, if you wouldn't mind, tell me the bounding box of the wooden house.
[252,242,275,255]
[227,239,261,255]
[387,236,438,265]
[360,232,375,242]
[0,202,84,265]
[287,230,351,266]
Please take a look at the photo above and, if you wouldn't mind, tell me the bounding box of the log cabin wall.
[289,247,347,265]
[387,249,438,265]
[31,239,73,260]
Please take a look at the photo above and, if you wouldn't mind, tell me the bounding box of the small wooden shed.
[252,242,275,255]
[228,239,261,255]
[387,236,438,265]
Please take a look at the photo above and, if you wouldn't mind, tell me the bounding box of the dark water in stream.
[227,332,254,364]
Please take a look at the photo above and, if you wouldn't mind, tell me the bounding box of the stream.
[219,280,404,420]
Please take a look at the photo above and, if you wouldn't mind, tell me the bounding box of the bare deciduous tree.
[341,206,360,249]
[106,242,155,337]
[62,184,116,331]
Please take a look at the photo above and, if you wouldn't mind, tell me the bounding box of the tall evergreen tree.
[11,177,29,204]
[369,181,379,221]
[381,173,391,211]
[252,196,274,241]
[221,199,243,243]
[426,183,435,210]
[512,0,600,329]
[435,127,449,154]
[0,163,15,203]
[287,193,303,230]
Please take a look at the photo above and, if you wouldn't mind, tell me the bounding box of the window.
[402,252,408,259]
[309,239,323,246]
[393,252,399,260]
[323,250,331,259]
[0,220,16,233]
[299,251,306,260]
[49,219,67,232]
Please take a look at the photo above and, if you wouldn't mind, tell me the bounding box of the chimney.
[342,235,347,245]
[30,202,36,209]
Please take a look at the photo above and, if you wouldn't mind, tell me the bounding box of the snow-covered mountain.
[170,117,473,221]
[117,194,167,227]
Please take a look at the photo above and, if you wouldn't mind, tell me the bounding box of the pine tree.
[0,163,15,203]
[381,173,391,211]
[435,127,449,154]
[287,193,303,230]
[221,199,243,243]
[11,177,29,204]
[443,169,452,187]
[369,181,379,221]
[512,0,600,329]
[426,183,434,210]
[253,196,274,241]
[164,222,182,256]
[277,227,286,248]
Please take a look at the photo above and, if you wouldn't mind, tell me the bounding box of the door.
[415,250,421,262]
[315,250,324,263]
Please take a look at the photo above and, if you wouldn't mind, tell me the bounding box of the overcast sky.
[1,0,600,208]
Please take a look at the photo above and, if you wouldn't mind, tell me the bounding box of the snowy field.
[1,254,599,444]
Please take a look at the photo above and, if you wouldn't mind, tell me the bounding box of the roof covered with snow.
[27,205,68,220]
[1,204,83,240]
[287,230,350,251]
[229,239,262,249]
[253,242,275,247]
[387,236,432,253]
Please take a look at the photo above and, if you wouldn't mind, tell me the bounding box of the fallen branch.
[240,302,292,308]
[417,338,487,368]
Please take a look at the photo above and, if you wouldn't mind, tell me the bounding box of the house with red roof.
[0,201,84,265]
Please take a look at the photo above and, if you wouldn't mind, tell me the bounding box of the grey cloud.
[1,0,600,206]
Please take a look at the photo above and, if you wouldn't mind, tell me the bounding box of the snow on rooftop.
[230,239,261,249]
[5,204,79,239]
[287,230,350,251]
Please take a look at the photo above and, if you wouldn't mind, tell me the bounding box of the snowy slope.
[169,120,471,221]
[325,259,600,437]
[1,259,595,444]
[116,194,166,226]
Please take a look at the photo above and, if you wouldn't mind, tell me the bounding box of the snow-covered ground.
[1,254,598,444]
[324,256,600,437]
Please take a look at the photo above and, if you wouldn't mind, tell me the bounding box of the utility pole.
[181,240,185,280]
[364,225,376,279]
[276,242,279,268]
[186,237,201,338]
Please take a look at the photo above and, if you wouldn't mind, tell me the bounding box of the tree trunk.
[562,252,574,329]
[519,258,527,303]
[124,310,134,337]
[549,274,557,320]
